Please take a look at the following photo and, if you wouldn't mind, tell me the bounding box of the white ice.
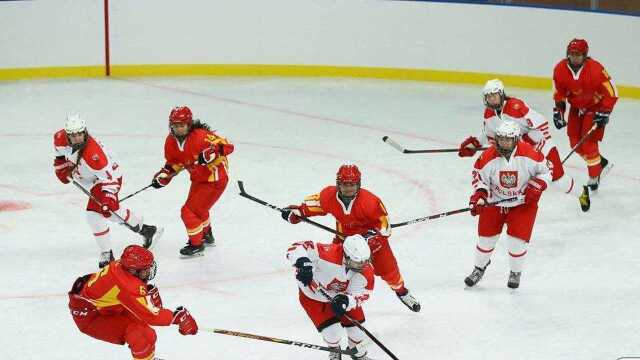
[1,76,639,360]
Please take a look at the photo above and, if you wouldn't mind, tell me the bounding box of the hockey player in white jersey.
[465,121,551,289]
[458,79,590,212]
[53,114,162,268]
[287,236,374,360]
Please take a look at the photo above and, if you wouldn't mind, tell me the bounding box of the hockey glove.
[364,230,384,253]
[147,284,162,308]
[553,102,567,129]
[172,306,198,335]
[458,136,482,157]
[53,157,72,184]
[99,191,119,218]
[281,205,302,224]
[524,178,547,204]
[593,111,610,128]
[197,144,224,165]
[151,167,174,189]
[294,257,313,286]
[469,189,488,216]
[330,294,350,317]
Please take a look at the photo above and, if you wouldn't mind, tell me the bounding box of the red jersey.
[553,58,618,112]
[163,128,234,183]
[297,186,391,240]
[79,261,174,326]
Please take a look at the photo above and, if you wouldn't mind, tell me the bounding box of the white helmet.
[496,121,520,138]
[495,121,520,157]
[483,79,506,110]
[64,113,87,134]
[343,235,371,271]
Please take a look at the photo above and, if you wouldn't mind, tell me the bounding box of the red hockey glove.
[99,191,119,218]
[281,205,302,224]
[458,136,482,157]
[151,167,174,189]
[173,306,198,335]
[363,230,385,253]
[197,144,224,165]
[524,178,547,204]
[53,157,72,184]
[147,284,162,308]
[469,189,488,216]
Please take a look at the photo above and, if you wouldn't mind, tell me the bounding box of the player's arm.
[522,107,552,153]
[469,159,491,216]
[198,133,235,165]
[285,241,318,286]
[118,288,175,326]
[281,193,327,224]
[342,270,374,311]
[53,131,73,184]
[151,140,183,189]
[593,66,618,128]
[552,69,569,129]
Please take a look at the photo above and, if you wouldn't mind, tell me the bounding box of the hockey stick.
[561,123,598,165]
[383,136,487,154]
[120,168,185,203]
[237,181,345,237]
[71,179,138,233]
[202,328,356,356]
[316,287,400,360]
[390,197,518,228]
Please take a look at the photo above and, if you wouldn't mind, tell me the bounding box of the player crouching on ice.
[465,121,551,289]
[68,245,198,360]
[287,236,374,360]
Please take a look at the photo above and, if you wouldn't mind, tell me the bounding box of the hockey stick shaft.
[120,168,185,203]
[390,197,517,228]
[202,328,356,355]
[561,124,598,165]
[383,136,487,154]
[119,184,152,203]
[317,287,400,360]
[71,180,138,232]
[237,181,344,236]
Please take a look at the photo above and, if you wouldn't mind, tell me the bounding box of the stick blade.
[237,180,246,195]
[382,136,406,153]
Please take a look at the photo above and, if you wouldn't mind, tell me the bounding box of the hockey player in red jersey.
[458,79,590,211]
[68,245,198,360]
[53,114,162,268]
[464,121,551,289]
[553,39,618,191]
[287,236,374,360]
[281,164,421,312]
[150,106,234,257]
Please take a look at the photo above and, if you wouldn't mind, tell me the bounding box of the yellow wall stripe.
[1,64,639,99]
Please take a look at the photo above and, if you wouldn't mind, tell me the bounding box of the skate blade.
[146,227,164,250]
[179,252,205,259]
[204,242,216,247]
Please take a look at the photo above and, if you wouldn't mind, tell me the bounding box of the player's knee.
[320,323,342,346]
[125,324,156,358]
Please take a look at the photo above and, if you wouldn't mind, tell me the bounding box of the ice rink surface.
[1,76,639,359]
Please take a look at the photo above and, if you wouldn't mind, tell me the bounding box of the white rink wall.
[1,0,639,85]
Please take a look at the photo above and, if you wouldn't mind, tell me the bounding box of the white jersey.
[472,141,552,207]
[53,130,122,193]
[479,97,554,156]
[286,241,374,311]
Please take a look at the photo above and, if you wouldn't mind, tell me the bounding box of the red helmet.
[567,39,588,56]
[336,164,361,184]
[120,245,154,271]
[169,106,193,126]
